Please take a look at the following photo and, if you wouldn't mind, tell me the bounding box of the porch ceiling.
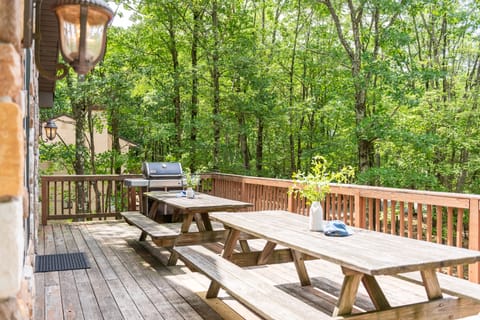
[37,0,59,108]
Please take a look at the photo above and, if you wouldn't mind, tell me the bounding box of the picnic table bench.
[121,211,227,248]
[174,245,331,320]
[205,210,480,320]
[121,191,252,265]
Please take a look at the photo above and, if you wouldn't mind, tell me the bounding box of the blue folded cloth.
[324,220,353,237]
[176,190,187,197]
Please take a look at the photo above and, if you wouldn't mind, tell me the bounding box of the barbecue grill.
[124,162,186,189]
[124,162,187,216]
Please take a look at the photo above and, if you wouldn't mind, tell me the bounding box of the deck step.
[397,271,480,301]
[174,245,331,320]
[121,211,180,239]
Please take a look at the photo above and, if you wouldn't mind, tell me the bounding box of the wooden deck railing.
[40,173,480,282]
[40,174,142,225]
[201,173,480,283]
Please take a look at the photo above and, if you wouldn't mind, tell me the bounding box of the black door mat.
[35,252,90,273]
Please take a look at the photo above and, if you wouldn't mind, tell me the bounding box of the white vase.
[309,201,324,232]
[186,187,195,199]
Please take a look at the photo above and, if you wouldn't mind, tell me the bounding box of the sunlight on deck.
[34,221,479,320]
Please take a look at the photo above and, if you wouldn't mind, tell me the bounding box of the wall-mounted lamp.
[53,0,113,76]
[30,0,113,80]
[44,119,58,141]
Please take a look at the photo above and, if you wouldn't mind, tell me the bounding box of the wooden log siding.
[200,173,480,283]
[41,174,142,225]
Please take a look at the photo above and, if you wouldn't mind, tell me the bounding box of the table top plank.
[210,210,480,276]
[144,191,252,213]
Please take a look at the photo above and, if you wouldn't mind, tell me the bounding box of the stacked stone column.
[0,1,34,319]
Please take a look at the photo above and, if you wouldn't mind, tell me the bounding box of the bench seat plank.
[121,211,180,238]
[397,271,480,301]
[121,211,227,246]
[174,245,331,320]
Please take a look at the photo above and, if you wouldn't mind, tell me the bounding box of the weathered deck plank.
[61,225,102,320]
[52,225,84,320]
[34,221,479,320]
[86,226,174,320]
[34,224,45,320]
[69,225,124,320]
[43,225,63,320]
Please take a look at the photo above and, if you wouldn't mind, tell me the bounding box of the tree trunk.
[72,87,87,214]
[211,0,221,170]
[87,108,102,215]
[73,103,86,175]
[238,113,250,170]
[110,106,121,174]
[167,11,182,151]
[87,108,96,174]
[288,0,302,174]
[320,0,385,174]
[190,6,202,172]
[256,118,264,173]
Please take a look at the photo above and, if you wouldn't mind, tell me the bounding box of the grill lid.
[142,162,183,179]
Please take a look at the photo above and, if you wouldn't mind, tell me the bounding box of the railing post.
[41,177,48,225]
[469,198,480,283]
[127,186,137,211]
[211,174,216,195]
[354,191,365,228]
[287,192,294,213]
[241,178,247,203]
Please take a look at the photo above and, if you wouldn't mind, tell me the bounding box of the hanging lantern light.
[44,120,58,141]
[53,0,113,76]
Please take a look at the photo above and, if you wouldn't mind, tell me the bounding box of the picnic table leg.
[200,213,213,231]
[148,201,160,219]
[206,229,241,298]
[421,269,443,300]
[194,213,206,231]
[139,230,148,241]
[239,240,251,253]
[257,241,277,265]
[362,275,390,310]
[333,267,363,317]
[167,214,195,266]
[291,250,311,286]
[139,201,161,241]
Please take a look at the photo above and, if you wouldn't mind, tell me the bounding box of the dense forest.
[41,0,480,195]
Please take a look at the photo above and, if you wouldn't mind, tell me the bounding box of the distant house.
[41,111,135,155]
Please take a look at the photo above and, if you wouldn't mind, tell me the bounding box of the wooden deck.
[34,221,480,320]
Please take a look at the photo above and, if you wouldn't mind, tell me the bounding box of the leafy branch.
[290,156,355,204]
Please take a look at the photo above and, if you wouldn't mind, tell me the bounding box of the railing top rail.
[202,172,293,188]
[41,174,142,182]
[330,183,480,200]
[204,172,480,204]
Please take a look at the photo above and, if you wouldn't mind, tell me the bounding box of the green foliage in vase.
[290,156,355,204]
[184,167,206,188]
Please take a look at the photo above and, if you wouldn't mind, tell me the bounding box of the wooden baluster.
[457,208,464,278]
[399,201,405,237]
[390,200,397,235]
[447,207,454,275]
[408,202,414,238]
[383,199,388,233]
[426,204,432,241]
[417,203,423,240]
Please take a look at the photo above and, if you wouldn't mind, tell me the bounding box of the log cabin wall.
[0,0,37,318]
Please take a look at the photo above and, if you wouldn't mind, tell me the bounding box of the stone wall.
[0,0,35,319]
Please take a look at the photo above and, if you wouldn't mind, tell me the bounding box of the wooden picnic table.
[208,210,480,320]
[138,191,252,264]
